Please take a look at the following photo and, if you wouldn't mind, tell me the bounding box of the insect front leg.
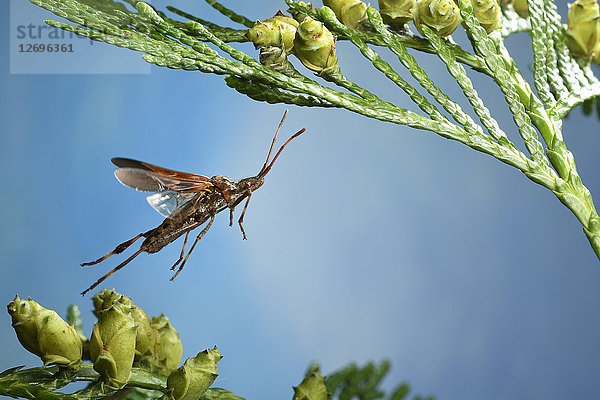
[81,232,145,267]
[170,214,215,281]
[237,192,252,240]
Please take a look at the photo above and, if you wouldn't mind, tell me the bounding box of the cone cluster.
[7,290,220,397]
[245,0,506,73]
[247,9,338,74]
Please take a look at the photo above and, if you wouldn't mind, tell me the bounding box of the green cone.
[131,304,157,359]
[153,314,183,375]
[323,0,368,29]
[511,0,528,18]
[567,0,600,59]
[166,347,222,400]
[412,0,462,37]
[92,288,127,319]
[293,16,338,73]
[7,296,82,369]
[90,303,137,388]
[470,0,501,33]
[289,2,318,22]
[92,289,157,360]
[378,0,415,28]
[260,45,301,75]
[247,11,300,54]
[293,368,327,400]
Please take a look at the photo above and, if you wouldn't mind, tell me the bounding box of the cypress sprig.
[556,81,600,118]
[224,76,338,107]
[459,0,550,171]
[204,0,255,28]
[0,364,245,400]
[528,0,570,102]
[319,6,451,124]
[324,360,435,400]
[165,6,248,42]
[545,0,593,92]
[367,8,493,142]
[420,24,507,142]
[26,0,600,262]
[499,7,531,37]
[528,0,558,106]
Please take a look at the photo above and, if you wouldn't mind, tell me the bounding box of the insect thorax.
[210,175,238,200]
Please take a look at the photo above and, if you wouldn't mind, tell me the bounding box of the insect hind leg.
[81,248,144,296]
[170,214,215,281]
[81,233,144,267]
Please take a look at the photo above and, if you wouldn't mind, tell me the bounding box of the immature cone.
[260,45,289,66]
[294,17,338,73]
[293,369,327,400]
[512,0,528,18]
[566,0,600,59]
[323,0,368,28]
[153,314,183,375]
[93,289,157,360]
[7,296,82,369]
[378,0,416,28]
[166,347,222,400]
[470,0,501,33]
[90,303,137,388]
[130,304,157,359]
[289,1,318,22]
[92,288,125,319]
[412,0,462,37]
[260,46,301,76]
[246,11,299,54]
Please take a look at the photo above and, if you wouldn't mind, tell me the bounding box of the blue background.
[2,1,600,399]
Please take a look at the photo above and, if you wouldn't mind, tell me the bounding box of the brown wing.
[112,157,213,193]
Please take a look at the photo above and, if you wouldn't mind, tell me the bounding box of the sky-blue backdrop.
[2,1,600,399]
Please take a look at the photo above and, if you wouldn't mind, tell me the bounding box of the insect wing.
[112,158,213,193]
[114,167,164,192]
[146,191,197,217]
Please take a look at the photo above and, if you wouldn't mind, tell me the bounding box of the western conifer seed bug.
[81,111,305,296]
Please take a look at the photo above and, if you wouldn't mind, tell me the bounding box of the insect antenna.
[258,127,306,178]
[80,248,144,296]
[258,109,289,176]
